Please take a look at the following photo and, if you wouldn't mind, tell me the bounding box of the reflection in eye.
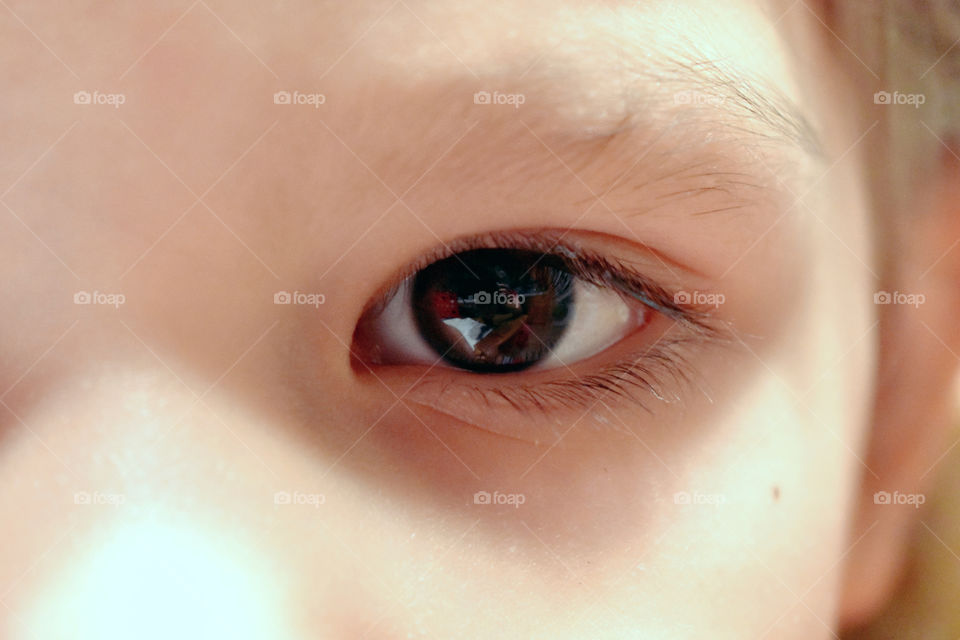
[356,246,649,374]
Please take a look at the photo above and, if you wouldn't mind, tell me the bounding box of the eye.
[350,231,723,422]
[354,247,649,373]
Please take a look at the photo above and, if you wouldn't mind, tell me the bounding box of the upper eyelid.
[360,229,722,334]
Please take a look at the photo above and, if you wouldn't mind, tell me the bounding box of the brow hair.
[492,48,825,191]
[635,48,824,159]
[400,36,822,214]
[523,50,820,209]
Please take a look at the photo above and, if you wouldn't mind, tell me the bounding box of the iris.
[412,249,574,372]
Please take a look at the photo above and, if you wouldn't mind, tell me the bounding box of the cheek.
[625,328,866,637]
[18,522,291,640]
[0,376,303,639]
[627,205,874,633]
[641,381,853,637]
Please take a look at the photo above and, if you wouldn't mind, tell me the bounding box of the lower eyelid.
[391,350,693,441]
[356,312,713,439]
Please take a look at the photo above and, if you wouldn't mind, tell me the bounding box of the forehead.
[297,1,817,153]
[0,0,823,277]
[220,0,817,272]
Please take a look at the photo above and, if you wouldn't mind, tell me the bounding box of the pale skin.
[2,1,959,638]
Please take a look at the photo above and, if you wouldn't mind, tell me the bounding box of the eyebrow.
[444,48,825,215]
[651,53,824,158]
[517,50,823,161]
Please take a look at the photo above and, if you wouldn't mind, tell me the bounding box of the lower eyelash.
[411,328,728,423]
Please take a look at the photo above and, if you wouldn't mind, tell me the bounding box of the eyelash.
[465,336,709,417]
[356,230,728,415]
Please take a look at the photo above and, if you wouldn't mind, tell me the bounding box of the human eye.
[356,244,643,373]
[350,229,725,434]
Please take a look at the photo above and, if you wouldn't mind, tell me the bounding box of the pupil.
[412,249,574,372]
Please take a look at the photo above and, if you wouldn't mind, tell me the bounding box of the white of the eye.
[368,280,438,364]
[534,281,639,369]
[371,278,642,369]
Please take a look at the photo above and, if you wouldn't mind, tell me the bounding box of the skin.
[2,1,958,638]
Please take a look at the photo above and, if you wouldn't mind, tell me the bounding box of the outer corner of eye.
[351,247,653,375]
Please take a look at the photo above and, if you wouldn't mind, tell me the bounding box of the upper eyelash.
[364,229,714,329]
[360,230,730,416]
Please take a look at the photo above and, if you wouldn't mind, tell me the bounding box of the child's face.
[0,1,898,638]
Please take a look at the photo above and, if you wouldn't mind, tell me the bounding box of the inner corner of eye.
[351,247,653,375]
